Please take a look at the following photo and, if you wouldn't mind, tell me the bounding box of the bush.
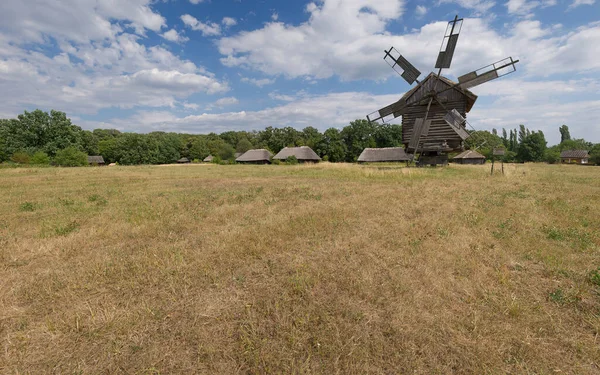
[11,151,30,164]
[30,151,51,165]
[271,159,281,165]
[192,158,200,163]
[286,155,299,165]
[53,147,88,167]
[543,148,560,164]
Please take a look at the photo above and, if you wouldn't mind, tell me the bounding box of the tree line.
[1,109,599,166]
[466,124,600,164]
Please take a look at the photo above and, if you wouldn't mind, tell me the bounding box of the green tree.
[543,147,560,164]
[236,138,253,154]
[53,147,88,167]
[11,151,30,164]
[322,128,347,162]
[517,131,547,162]
[559,125,571,143]
[98,138,120,164]
[30,151,51,165]
[589,144,600,165]
[465,130,503,159]
[374,124,403,148]
[81,130,99,155]
[217,143,235,161]
[340,119,376,162]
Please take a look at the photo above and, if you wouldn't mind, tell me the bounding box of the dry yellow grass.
[1,163,599,374]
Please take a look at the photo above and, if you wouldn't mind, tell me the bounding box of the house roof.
[399,72,478,113]
[358,147,411,162]
[560,150,589,158]
[453,150,485,159]
[236,149,273,162]
[87,155,105,164]
[203,155,213,162]
[273,146,321,161]
[177,157,190,163]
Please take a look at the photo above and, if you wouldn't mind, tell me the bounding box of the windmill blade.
[458,57,519,90]
[443,108,470,141]
[408,118,432,151]
[367,99,408,123]
[435,16,463,70]
[384,47,421,85]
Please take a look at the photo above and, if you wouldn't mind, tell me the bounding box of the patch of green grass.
[54,221,80,236]
[19,202,37,212]
[589,268,600,287]
[88,194,108,206]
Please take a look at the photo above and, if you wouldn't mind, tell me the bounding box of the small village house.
[203,155,213,163]
[87,156,105,166]
[236,149,273,164]
[560,150,589,164]
[273,146,321,163]
[177,157,190,164]
[452,150,486,165]
[357,147,411,163]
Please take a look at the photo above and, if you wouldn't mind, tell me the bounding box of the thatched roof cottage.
[236,149,273,164]
[273,146,321,163]
[358,147,411,163]
[452,150,486,165]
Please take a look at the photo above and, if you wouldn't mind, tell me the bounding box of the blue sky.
[0,0,599,145]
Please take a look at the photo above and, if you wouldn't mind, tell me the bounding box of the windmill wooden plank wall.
[399,74,475,152]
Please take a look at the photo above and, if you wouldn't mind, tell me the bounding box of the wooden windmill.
[367,15,519,166]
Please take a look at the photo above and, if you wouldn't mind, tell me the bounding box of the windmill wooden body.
[367,15,519,166]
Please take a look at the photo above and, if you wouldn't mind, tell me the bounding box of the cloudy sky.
[0,0,599,144]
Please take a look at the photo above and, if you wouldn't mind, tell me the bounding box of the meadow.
[1,162,599,374]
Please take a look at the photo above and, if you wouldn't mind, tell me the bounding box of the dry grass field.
[1,162,599,374]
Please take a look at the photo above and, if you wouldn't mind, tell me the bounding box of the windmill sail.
[458,57,519,89]
[384,47,421,85]
[367,99,408,123]
[408,118,432,150]
[435,16,463,69]
[443,109,470,140]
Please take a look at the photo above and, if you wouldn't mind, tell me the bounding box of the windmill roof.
[399,72,478,113]
[236,149,273,162]
[87,155,105,164]
[358,147,411,162]
[560,150,589,158]
[273,146,321,161]
[453,150,485,159]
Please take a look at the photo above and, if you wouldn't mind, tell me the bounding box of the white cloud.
[240,77,276,87]
[438,0,496,13]
[218,0,406,81]
[0,5,228,117]
[97,91,402,133]
[214,97,239,107]
[0,0,165,43]
[181,14,221,36]
[189,0,205,4]
[269,92,296,102]
[161,29,189,43]
[569,0,596,8]
[506,0,557,16]
[222,17,238,27]
[271,12,279,21]
[219,10,600,83]
[415,5,428,17]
